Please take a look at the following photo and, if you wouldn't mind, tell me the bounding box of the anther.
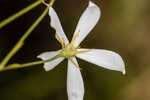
[70,30,80,46]
[56,33,65,48]
[72,49,92,54]
[70,58,82,70]
[75,46,80,49]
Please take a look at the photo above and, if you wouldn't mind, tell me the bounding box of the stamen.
[69,58,82,70]
[42,0,49,7]
[72,49,92,54]
[56,33,65,48]
[70,30,80,46]
[75,46,80,49]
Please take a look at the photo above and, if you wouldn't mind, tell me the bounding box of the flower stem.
[0,0,43,28]
[0,0,55,69]
[0,54,61,72]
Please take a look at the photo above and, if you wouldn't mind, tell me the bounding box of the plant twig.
[1,53,61,72]
[0,0,55,69]
[0,0,43,28]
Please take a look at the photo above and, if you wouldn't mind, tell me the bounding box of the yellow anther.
[70,30,80,46]
[56,33,65,48]
[72,49,92,54]
[70,58,82,70]
[42,0,49,7]
[75,46,80,49]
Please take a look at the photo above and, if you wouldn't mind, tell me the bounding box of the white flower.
[37,1,125,100]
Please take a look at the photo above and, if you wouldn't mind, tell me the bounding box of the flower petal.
[72,1,101,47]
[49,7,69,45]
[37,50,64,71]
[67,57,84,100]
[76,49,125,74]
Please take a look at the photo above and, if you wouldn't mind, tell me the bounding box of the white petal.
[67,57,84,100]
[37,50,64,71]
[76,49,125,74]
[72,1,101,47]
[49,7,69,45]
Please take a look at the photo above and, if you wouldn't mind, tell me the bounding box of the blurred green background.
[0,0,150,100]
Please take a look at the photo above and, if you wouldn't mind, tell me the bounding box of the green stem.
[0,41,23,69]
[0,0,55,69]
[0,0,43,28]
[1,54,61,71]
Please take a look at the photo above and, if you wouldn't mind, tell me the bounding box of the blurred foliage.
[0,0,150,100]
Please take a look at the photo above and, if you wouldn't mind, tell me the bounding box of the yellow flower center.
[61,44,76,58]
[56,31,92,70]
